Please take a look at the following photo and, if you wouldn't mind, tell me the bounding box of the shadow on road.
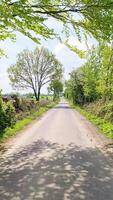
[53,106,72,109]
[0,140,113,200]
[54,103,72,110]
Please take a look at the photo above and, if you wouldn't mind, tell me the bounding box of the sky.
[0,19,93,94]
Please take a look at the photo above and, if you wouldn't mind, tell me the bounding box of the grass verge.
[70,102,113,140]
[0,102,56,143]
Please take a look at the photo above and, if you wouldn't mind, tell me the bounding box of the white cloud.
[53,43,65,55]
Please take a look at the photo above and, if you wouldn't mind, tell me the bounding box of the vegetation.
[48,80,63,101]
[65,43,113,104]
[71,103,113,139]
[2,0,113,72]
[8,47,63,101]
[65,43,113,139]
[0,92,15,132]
[1,1,113,57]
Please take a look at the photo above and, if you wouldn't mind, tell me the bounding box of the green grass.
[70,102,113,140]
[0,102,56,143]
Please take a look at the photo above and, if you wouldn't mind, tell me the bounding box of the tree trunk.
[32,86,41,101]
[33,88,38,101]
[37,87,41,101]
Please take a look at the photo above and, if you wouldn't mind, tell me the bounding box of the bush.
[39,99,50,107]
[0,94,15,133]
[12,96,39,112]
[11,94,20,112]
[4,102,16,127]
[83,100,113,124]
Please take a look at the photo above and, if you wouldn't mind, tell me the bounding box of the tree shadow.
[0,140,113,200]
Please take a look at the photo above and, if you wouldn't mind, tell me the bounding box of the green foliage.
[84,100,113,124]
[65,43,113,104]
[65,42,86,59]
[0,48,7,58]
[48,79,63,100]
[4,102,16,126]
[65,69,85,104]
[0,94,15,132]
[1,0,113,46]
[0,0,54,43]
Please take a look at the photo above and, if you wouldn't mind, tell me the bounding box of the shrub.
[11,94,20,112]
[39,99,50,107]
[19,98,39,111]
[0,94,15,133]
[11,95,39,113]
[83,100,113,124]
[4,102,16,127]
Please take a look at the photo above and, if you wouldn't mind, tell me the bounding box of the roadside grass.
[0,102,56,143]
[70,102,113,140]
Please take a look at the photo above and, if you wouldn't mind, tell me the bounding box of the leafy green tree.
[81,47,101,102]
[48,80,63,101]
[8,47,63,101]
[65,42,113,105]
[65,69,85,104]
[96,43,113,101]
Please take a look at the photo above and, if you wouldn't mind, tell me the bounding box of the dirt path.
[0,101,113,200]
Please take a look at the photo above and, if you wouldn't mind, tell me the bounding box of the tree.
[81,47,101,102]
[65,43,113,105]
[48,80,63,101]
[96,43,113,101]
[65,69,85,104]
[8,47,63,101]
[1,0,113,44]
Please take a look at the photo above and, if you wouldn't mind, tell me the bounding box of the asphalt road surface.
[0,101,113,200]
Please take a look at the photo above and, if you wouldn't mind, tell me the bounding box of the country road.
[0,101,113,200]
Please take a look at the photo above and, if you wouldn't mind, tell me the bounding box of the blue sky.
[0,19,93,94]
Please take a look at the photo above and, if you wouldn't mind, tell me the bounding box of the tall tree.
[8,47,63,101]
